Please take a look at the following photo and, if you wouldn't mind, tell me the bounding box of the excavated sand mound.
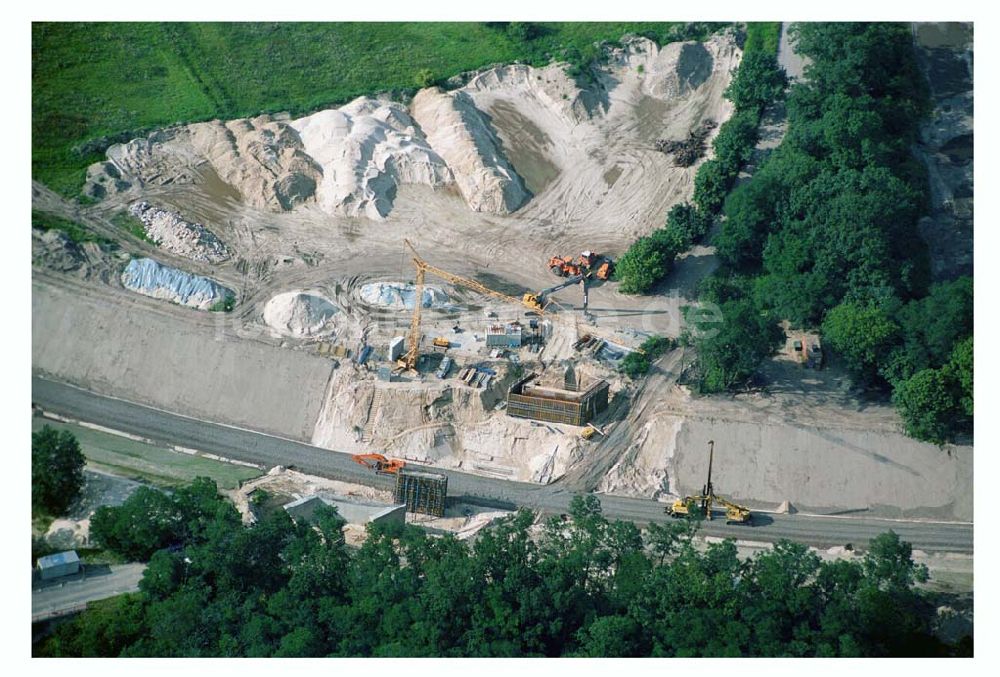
[263,291,339,338]
[410,87,531,214]
[83,33,739,231]
[129,201,229,263]
[291,98,454,220]
[359,282,450,310]
[85,115,322,211]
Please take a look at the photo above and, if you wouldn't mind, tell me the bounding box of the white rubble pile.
[128,201,230,263]
[291,98,454,220]
[410,87,531,214]
[263,290,339,338]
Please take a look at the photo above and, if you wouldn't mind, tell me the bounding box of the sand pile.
[263,290,339,338]
[186,115,322,211]
[359,281,450,309]
[129,201,230,263]
[410,87,531,214]
[291,98,453,220]
[121,257,233,310]
[450,34,740,230]
[85,115,322,211]
[619,39,719,100]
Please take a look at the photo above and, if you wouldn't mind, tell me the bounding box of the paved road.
[32,563,146,622]
[32,375,973,553]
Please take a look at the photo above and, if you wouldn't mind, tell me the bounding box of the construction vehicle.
[523,273,589,313]
[399,239,548,371]
[580,423,605,440]
[663,441,752,525]
[432,337,450,349]
[351,453,407,476]
[550,251,615,281]
[594,259,614,281]
[713,495,752,525]
[549,255,582,277]
[665,495,708,518]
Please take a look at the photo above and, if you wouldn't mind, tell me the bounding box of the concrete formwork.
[394,470,448,517]
[506,373,609,426]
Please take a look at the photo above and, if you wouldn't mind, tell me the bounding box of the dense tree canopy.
[32,425,86,516]
[90,477,234,560]
[37,485,961,657]
[701,23,971,442]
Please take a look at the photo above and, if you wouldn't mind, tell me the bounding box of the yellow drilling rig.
[664,440,752,525]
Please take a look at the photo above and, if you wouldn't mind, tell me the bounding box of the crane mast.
[399,239,544,371]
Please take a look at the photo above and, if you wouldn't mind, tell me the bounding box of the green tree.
[943,336,973,419]
[892,368,958,444]
[724,51,787,112]
[36,593,146,657]
[711,108,761,175]
[32,424,86,515]
[574,615,643,656]
[90,477,233,560]
[691,299,784,392]
[615,231,680,294]
[895,277,973,369]
[692,158,730,214]
[821,301,900,385]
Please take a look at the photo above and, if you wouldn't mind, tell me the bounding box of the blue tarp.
[121,257,232,309]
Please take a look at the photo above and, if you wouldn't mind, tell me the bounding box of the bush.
[209,293,236,313]
[413,68,436,88]
[32,425,86,516]
[32,209,112,246]
[620,335,675,378]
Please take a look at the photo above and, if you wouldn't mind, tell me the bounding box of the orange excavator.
[548,255,582,277]
[351,453,407,476]
[549,251,614,281]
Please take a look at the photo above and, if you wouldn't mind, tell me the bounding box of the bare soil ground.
[31,30,972,522]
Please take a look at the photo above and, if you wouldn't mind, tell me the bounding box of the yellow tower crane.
[399,239,546,371]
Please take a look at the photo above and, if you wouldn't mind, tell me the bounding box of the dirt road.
[32,563,146,623]
[777,22,808,80]
[32,375,973,553]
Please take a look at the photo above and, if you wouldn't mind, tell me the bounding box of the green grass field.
[744,22,781,55]
[32,22,725,197]
[32,417,261,489]
[32,209,112,245]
